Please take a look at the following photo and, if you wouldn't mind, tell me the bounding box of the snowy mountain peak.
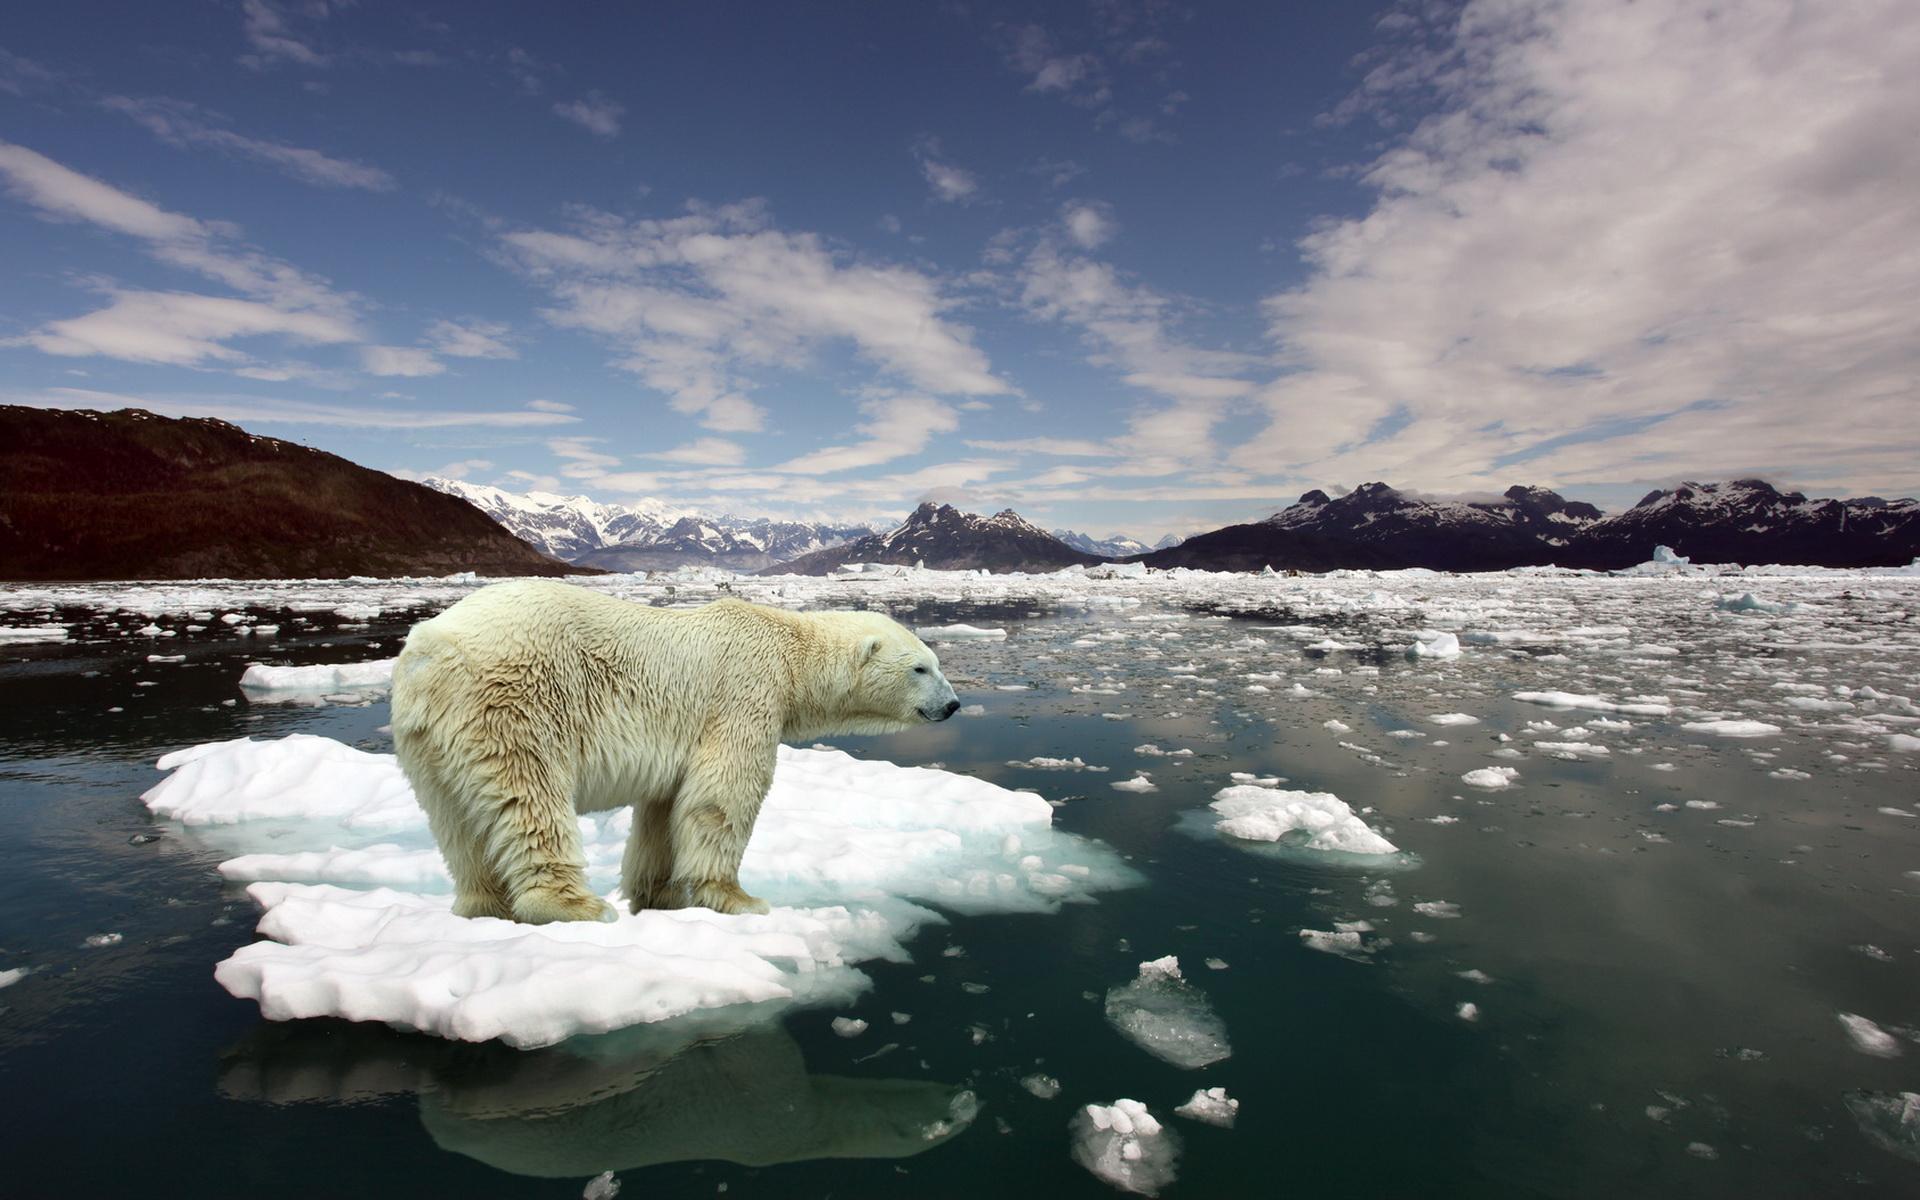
[775,502,1101,575]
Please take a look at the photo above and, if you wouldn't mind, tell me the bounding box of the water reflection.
[220,1017,977,1177]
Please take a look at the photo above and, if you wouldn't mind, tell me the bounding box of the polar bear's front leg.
[659,736,776,916]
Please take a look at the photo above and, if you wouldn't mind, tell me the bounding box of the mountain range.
[1140,480,1920,572]
[0,407,579,580]
[773,503,1105,575]
[422,478,877,572]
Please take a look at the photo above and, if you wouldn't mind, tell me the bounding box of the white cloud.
[1062,201,1116,249]
[0,140,367,367]
[644,437,747,466]
[775,394,960,475]
[238,0,330,69]
[12,388,577,429]
[502,200,1009,432]
[14,291,357,365]
[966,436,1117,457]
[103,96,394,191]
[360,345,445,377]
[526,399,575,413]
[1018,238,1263,476]
[0,141,204,240]
[913,138,979,203]
[553,93,625,137]
[547,436,622,478]
[424,318,517,359]
[1242,0,1920,497]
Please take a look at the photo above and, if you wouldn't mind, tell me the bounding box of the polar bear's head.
[822,611,960,734]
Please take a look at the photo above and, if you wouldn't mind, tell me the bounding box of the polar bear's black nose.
[940,699,960,719]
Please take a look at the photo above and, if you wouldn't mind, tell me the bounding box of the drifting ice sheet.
[1071,1099,1179,1196]
[1208,785,1399,856]
[239,658,398,692]
[144,735,1133,1049]
[1103,956,1231,1069]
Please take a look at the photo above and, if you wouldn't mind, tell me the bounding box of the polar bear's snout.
[918,670,961,722]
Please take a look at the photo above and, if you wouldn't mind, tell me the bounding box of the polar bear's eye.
[914,666,928,674]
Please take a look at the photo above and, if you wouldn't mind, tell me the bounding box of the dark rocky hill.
[1559,479,1920,570]
[1143,483,1601,571]
[769,502,1102,575]
[0,406,586,580]
[1143,479,1919,572]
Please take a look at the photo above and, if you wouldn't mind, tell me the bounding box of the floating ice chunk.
[1112,773,1157,793]
[1071,1099,1179,1196]
[831,1016,869,1038]
[1413,901,1461,919]
[1174,1087,1238,1127]
[1534,741,1610,758]
[84,932,123,947]
[1430,713,1480,726]
[1407,631,1461,659]
[1207,785,1398,856]
[147,735,1134,1048]
[1650,545,1690,565]
[1323,719,1352,733]
[1513,691,1673,717]
[1022,1073,1062,1100]
[1840,1012,1903,1058]
[1010,756,1109,772]
[0,966,31,988]
[1717,593,1793,615]
[916,624,1007,642]
[1457,1002,1480,1022]
[1134,744,1193,758]
[1104,957,1231,1069]
[239,658,397,693]
[1889,734,1920,753]
[0,625,70,644]
[583,1170,620,1200]
[1457,968,1492,984]
[1844,1091,1920,1163]
[1680,719,1782,738]
[1298,929,1373,960]
[1462,766,1519,789]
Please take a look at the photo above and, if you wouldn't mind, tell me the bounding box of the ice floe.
[915,623,1007,642]
[238,658,397,693]
[1103,956,1231,1069]
[143,734,1134,1049]
[1174,1087,1238,1127]
[1071,1099,1179,1196]
[1462,766,1519,789]
[1205,784,1400,856]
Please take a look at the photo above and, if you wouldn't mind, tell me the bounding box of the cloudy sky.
[3,1,1916,541]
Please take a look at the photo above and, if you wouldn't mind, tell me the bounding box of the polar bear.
[390,580,960,923]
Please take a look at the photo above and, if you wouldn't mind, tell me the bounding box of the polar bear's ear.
[857,635,883,666]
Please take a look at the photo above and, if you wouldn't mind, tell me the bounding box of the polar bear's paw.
[511,887,617,925]
[688,880,773,917]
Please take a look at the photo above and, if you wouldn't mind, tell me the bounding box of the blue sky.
[3,1,1916,542]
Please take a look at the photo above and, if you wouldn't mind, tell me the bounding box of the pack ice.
[144,734,1133,1049]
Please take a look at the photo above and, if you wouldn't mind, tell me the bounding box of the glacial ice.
[1208,784,1399,856]
[1839,1012,1903,1058]
[238,658,397,693]
[143,735,1134,1049]
[1845,1091,1920,1164]
[1070,1099,1179,1196]
[1103,956,1231,1069]
[1174,1087,1238,1127]
[915,624,1008,642]
[1462,766,1519,789]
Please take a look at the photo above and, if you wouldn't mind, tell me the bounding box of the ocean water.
[2,570,1918,1197]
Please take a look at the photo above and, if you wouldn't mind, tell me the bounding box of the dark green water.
[2,593,1917,1198]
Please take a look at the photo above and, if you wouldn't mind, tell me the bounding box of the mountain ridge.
[0,407,584,580]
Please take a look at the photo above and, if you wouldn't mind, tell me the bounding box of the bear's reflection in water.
[219,1017,978,1176]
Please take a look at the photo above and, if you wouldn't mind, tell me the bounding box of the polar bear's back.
[392,581,784,809]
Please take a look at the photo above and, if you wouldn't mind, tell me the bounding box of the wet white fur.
[390,580,959,923]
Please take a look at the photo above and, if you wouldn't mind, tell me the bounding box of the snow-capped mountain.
[773,502,1103,575]
[1563,479,1920,569]
[1151,532,1186,551]
[575,514,879,573]
[423,477,685,562]
[1052,528,1151,558]
[1148,482,1602,572]
[423,477,874,570]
